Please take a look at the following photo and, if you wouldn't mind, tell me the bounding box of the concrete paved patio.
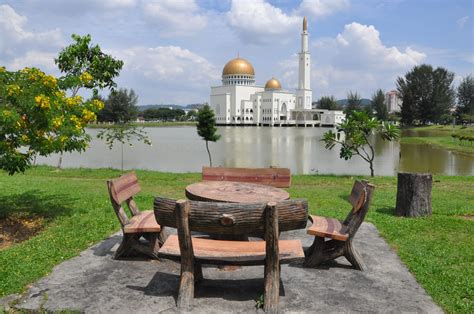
[3,223,442,313]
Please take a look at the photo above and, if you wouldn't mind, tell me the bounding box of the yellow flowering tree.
[0,66,104,175]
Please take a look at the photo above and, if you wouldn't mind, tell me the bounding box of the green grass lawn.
[402,125,474,156]
[0,167,473,312]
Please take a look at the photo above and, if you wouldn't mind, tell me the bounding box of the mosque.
[210,17,345,127]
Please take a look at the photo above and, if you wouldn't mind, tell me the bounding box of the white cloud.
[110,45,219,104]
[143,0,207,35]
[457,16,469,29]
[0,4,63,56]
[297,0,349,17]
[7,51,57,72]
[227,0,300,44]
[280,22,426,99]
[117,46,218,82]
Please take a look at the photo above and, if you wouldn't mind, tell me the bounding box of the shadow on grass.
[375,207,397,216]
[0,189,77,220]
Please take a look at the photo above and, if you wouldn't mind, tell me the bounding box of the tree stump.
[395,172,432,217]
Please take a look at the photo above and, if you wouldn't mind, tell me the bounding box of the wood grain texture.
[123,210,161,234]
[202,166,291,188]
[154,197,308,235]
[109,172,141,204]
[306,215,349,241]
[186,181,290,203]
[348,181,366,212]
[264,202,279,313]
[158,235,304,265]
[176,200,194,308]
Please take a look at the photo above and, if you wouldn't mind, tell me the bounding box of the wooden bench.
[304,180,375,270]
[107,172,167,259]
[154,197,308,312]
[202,166,291,188]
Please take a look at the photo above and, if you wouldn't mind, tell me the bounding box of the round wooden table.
[185,181,290,203]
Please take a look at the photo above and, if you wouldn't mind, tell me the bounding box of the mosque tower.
[296,16,312,110]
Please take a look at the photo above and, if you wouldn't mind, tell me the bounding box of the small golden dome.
[265,77,282,90]
[222,57,255,76]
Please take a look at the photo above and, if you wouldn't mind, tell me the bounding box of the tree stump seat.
[159,235,304,265]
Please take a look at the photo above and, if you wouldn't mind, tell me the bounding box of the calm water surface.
[36,127,473,176]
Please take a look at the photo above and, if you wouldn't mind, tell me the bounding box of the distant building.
[209,17,344,127]
[385,90,402,113]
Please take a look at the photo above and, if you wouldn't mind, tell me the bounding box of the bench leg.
[344,240,365,271]
[114,233,139,259]
[178,269,194,308]
[194,263,203,284]
[304,236,325,267]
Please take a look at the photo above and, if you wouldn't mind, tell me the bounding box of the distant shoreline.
[87,121,197,128]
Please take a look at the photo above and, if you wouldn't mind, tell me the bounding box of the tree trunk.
[395,172,432,217]
[121,142,124,171]
[205,141,212,167]
[57,152,63,169]
[369,161,374,177]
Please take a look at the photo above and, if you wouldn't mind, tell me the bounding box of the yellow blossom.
[52,116,64,128]
[81,109,97,122]
[80,71,93,84]
[60,135,67,143]
[42,75,57,88]
[70,115,83,129]
[92,99,104,110]
[2,110,11,117]
[66,95,83,108]
[55,91,66,98]
[21,134,29,142]
[35,94,51,109]
[7,84,21,96]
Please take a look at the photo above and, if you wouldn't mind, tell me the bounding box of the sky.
[1,0,473,106]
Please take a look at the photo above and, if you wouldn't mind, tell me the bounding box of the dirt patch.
[0,215,45,250]
[459,215,474,221]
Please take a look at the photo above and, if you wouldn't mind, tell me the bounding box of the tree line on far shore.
[316,64,473,125]
[94,89,197,123]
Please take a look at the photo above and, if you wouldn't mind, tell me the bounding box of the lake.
[36,126,473,176]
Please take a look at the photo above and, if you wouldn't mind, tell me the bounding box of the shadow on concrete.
[128,271,286,303]
[288,255,354,270]
[91,235,121,257]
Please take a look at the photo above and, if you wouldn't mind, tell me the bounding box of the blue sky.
[1,0,472,105]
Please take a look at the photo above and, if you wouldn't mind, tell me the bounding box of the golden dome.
[265,77,282,90]
[222,57,255,76]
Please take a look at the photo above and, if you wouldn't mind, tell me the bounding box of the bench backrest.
[154,197,307,235]
[107,172,142,228]
[202,166,291,188]
[343,180,375,238]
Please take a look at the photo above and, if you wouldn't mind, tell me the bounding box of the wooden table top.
[185,181,290,203]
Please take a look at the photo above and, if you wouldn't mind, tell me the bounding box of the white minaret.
[296,16,312,110]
